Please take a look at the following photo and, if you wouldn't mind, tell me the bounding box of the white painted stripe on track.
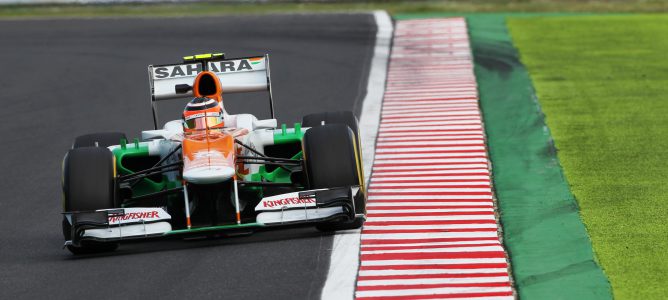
[366,204,493,209]
[383,97,478,103]
[380,120,481,126]
[367,202,493,207]
[358,268,508,276]
[377,139,484,146]
[368,195,493,200]
[357,276,511,286]
[364,224,498,230]
[360,258,509,266]
[382,112,481,119]
[376,146,485,154]
[380,120,480,129]
[374,153,488,159]
[371,175,490,184]
[356,287,513,299]
[361,241,502,248]
[383,109,481,115]
[379,125,483,132]
[357,295,514,300]
[420,296,514,300]
[375,146,486,152]
[369,188,492,193]
[377,135,484,141]
[384,93,478,99]
[320,11,392,300]
[371,175,490,181]
[383,109,480,114]
[385,83,477,88]
[383,105,479,111]
[365,216,496,223]
[379,120,483,127]
[384,96,478,101]
[378,130,485,137]
[369,170,490,176]
[371,182,491,187]
[374,157,489,163]
[384,87,478,93]
[362,231,497,241]
[372,164,489,171]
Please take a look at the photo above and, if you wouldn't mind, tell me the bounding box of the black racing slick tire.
[302,111,360,154]
[302,124,366,231]
[302,110,366,201]
[302,111,359,135]
[62,147,118,254]
[72,132,127,148]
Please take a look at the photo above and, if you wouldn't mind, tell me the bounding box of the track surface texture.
[0,15,375,299]
[354,18,513,300]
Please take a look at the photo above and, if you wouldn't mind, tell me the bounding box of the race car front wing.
[254,186,360,225]
[62,186,361,248]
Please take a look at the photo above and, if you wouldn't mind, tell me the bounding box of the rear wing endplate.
[147,54,275,129]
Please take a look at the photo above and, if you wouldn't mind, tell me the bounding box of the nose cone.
[183,165,235,184]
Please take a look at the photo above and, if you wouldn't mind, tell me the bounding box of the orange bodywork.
[182,131,235,178]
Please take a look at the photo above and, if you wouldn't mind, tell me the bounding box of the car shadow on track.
[61,226,336,260]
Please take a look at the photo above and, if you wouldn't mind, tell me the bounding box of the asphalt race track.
[0,14,376,299]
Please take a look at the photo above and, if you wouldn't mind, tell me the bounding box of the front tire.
[72,132,126,148]
[302,110,366,197]
[302,124,366,231]
[62,147,119,254]
[302,111,361,159]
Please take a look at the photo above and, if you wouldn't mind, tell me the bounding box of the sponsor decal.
[109,211,159,223]
[208,58,264,74]
[153,64,201,79]
[256,191,318,211]
[262,197,316,208]
[104,208,171,225]
[152,57,265,80]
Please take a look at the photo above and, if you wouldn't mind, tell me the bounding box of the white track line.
[320,11,393,300]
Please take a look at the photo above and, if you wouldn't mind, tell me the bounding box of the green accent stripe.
[468,15,612,299]
[165,223,262,235]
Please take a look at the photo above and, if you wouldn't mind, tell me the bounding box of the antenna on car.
[182,53,225,71]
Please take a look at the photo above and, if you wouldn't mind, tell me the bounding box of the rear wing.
[147,54,275,129]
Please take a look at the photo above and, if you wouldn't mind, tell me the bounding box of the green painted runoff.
[468,15,611,299]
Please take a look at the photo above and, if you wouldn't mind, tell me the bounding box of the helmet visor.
[184,113,223,130]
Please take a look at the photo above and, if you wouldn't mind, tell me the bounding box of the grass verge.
[508,14,668,299]
[1,1,668,19]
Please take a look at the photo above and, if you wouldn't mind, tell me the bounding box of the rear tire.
[72,132,126,148]
[62,147,119,254]
[302,124,365,231]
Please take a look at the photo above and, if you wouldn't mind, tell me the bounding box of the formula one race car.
[61,53,366,254]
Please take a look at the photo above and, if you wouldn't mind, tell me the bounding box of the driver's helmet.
[182,97,225,132]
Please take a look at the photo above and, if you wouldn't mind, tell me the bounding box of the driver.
[182,97,225,133]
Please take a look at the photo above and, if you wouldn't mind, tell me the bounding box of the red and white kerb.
[354,18,514,300]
